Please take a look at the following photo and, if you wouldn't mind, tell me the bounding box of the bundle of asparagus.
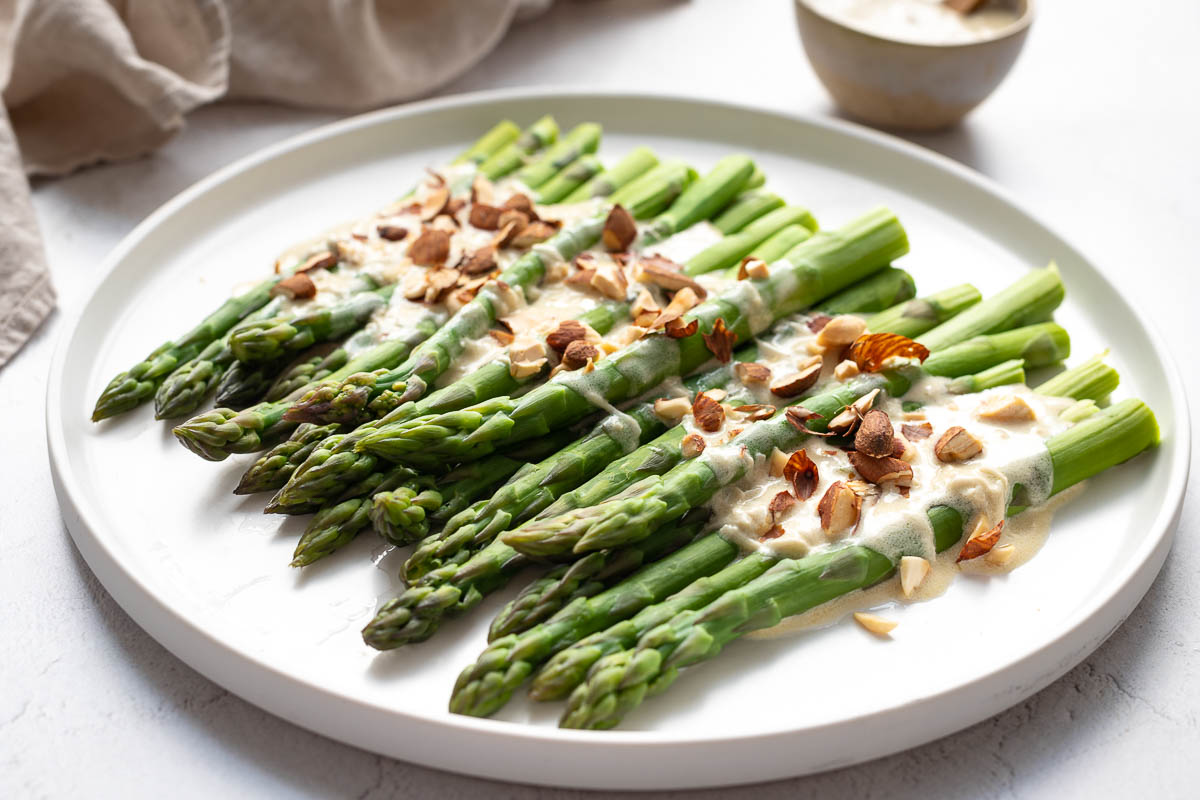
[89,116,1160,734]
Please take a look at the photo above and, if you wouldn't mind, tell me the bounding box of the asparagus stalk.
[532,155,604,204]
[94,121,517,422]
[562,148,658,203]
[512,123,602,189]
[708,192,786,236]
[213,351,292,410]
[454,120,521,166]
[264,344,354,402]
[866,283,980,339]
[478,116,559,181]
[355,207,910,465]
[560,396,1157,729]
[228,285,394,364]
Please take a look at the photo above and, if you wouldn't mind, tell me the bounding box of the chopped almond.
[853,612,897,636]
[899,556,930,597]
[631,288,660,320]
[818,481,861,536]
[469,203,503,230]
[934,426,984,462]
[847,333,930,373]
[589,262,629,300]
[700,318,738,364]
[491,220,521,249]
[692,392,725,432]
[376,225,408,242]
[760,523,786,541]
[408,228,451,266]
[833,359,859,380]
[854,409,895,458]
[502,193,537,217]
[806,314,832,333]
[734,362,772,385]
[295,250,337,273]
[271,272,317,300]
[848,452,913,486]
[705,388,727,402]
[768,491,797,521]
[681,433,706,459]
[732,404,775,421]
[651,286,702,329]
[654,396,692,422]
[770,360,822,398]
[562,340,600,370]
[663,317,699,338]
[546,320,593,352]
[977,394,1036,423]
[769,447,790,478]
[737,257,769,280]
[470,175,495,206]
[816,315,867,348]
[418,185,450,221]
[488,329,515,346]
[985,543,1016,566]
[509,358,548,379]
[602,205,637,251]
[901,422,933,441]
[635,257,707,297]
[509,337,550,364]
[460,245,497,275]
[957,518,1004,562]
[511,221,558,248]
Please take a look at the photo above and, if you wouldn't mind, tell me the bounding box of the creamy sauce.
[808,0,1022,45]
[648,221,726,266]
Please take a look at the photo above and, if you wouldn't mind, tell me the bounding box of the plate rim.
[46,86,1192,787]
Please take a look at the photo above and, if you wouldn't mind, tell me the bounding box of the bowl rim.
[795,0,1035,50]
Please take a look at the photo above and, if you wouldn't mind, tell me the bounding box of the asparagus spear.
[213,351,292,410]
[93,120,520,422]
[560,396,1157,729]
[354,207,911,465]
[512,123,602,189]
[865,283,980,338]
[561,147,658,203]
[264,343,353,402]
[532,155,604,204]
[451,356,1122,716]
[281,157,700,427]
[477,116,559,181]
[228,285,395,364]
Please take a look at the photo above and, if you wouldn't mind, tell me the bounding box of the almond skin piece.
[636,257,707,297]
[957,519,1005,562]
[783,449,819,500]
[818,481,861,536]
[562,340,600,370]
[376,225,409,242]
[770,360,822,398]
[934,426,984,462]
[901,422,933,441]
[732,404,775,421]
[408,228,451,266]
[294,250,337,273]
[848,452,913,486]
[460,245,497,275]
[681,433,707,459]
[271,272,317,300]
[816,315,867,348]
[701,318,737,364]
[854,409,896,457]
[768,490,797,520]
[602,205,637,251]
[847,332,930,373]
[692,392,725,433]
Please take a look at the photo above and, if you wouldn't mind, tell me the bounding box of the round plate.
[47,89,1190,790]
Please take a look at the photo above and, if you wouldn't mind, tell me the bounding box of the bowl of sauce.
[795,0,1033,130]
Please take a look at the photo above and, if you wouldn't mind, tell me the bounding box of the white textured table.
[6,1,1197,796]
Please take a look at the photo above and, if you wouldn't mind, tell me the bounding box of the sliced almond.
[654,396,692,422]
[899,556,930,597]
[770,360,822,398]
[408,228,451,266]
[957,518,1004,562]
[631,288,660,320]
[701,318,738,364]
[295,250,337,273]
[985,543,1016,566]
[423,268,461,303]
[562,340,600,370]
[502,193,537,218]
[511,221,559,249]
[847,333,930,373]
[488,329,515,346]
[460,245,497,276]
[816,315,867,348]
[470,175,495,206]
[833,359,859,381]
[509,358,547,379]
[705,388,727,402]
[651,286,702,329]
[783,449,819,500]
[934,426,984,462]
[491,220,521,249]
[635,257,707,298]
[663,317,699,339]
[732,404,775,421]
[681,433,707,459]
[736,257,769,280]
[768,491,797,521]
[769,447,790,478]
[418,185,450,221]
[818,481,861,536]
[853,612,897,637]
[376,225,409,242]
[692,392,725,433]
[271,272,317,300]
[468,203,504,230]
[827,389,881,436]
[497,209,532,237]
[617,325,649,346]
[602,205,637,251]
[901,422,933,441]
[759,523,786,541]
[977,394,1036,423]
[734,362,772,385]
[848,452,913,486]
[854,409,895,458]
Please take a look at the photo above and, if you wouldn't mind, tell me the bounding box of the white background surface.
[6,0,1198,797]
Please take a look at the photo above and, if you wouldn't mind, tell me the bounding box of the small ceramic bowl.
[794,0,1034,130]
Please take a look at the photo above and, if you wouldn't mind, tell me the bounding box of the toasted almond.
[509,337,550,364]
[783,449,819,500]
[901,422,933,441]
[892,436,911,460]
[509,358,547,379]
[692,392,725,433]
[899,556,930,597]
[853,612,897,636]
[806,314,832,333]
[816,315,867,348]
[957,518,1004,562]
[732,403,775,421]
[651,285,702,329]
[408,228,451,266]
[827,389,880,436]
[544,258,569,283]
[470,175,495,206]
[654,396,692,422]
[562,340,600,370]
[855,409,896,458]
[631,287,660,318]
[423,268,460,303]
[295,250,337,273]
[271,272,317,300]
[985,543,1016,566]
[934,426,984,462]
[498,209,531,236]
[376,225,409,242]
[468,203,504,230]
[589,262,629,300]
[490,220,521,249]
[664,317,699,338]
[833,359,860,380]
[429,214,458,233]
[770,360,822,398]
[511,221,558,248]
[736,257,769,280]
[635,257,708,297]
[848,452,913,486]
[705,388,727,402]
[734,362,772,385]
[768,447,790,478]
[602,205,637,251]
[768,490,797,521]
[546,320,591,352]
[818,481,861,536]
[701,317,738,364]
[460,244,497,275]
[502,193,537,217]
[617,325,649,346]
[681,433,707,459]
[977,394,1036,423]
[759,523,786,541]
[488,329,515,346]
[418,185,450,221]
[847,333,930,373]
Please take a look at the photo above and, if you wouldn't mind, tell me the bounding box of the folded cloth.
[0,0,544,367]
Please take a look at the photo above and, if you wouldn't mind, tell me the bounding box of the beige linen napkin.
[0,0,543,367]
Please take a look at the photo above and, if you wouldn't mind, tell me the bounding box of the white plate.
[47,89,1190,790]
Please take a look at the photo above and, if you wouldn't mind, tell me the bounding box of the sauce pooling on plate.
[808,0,1022,45]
